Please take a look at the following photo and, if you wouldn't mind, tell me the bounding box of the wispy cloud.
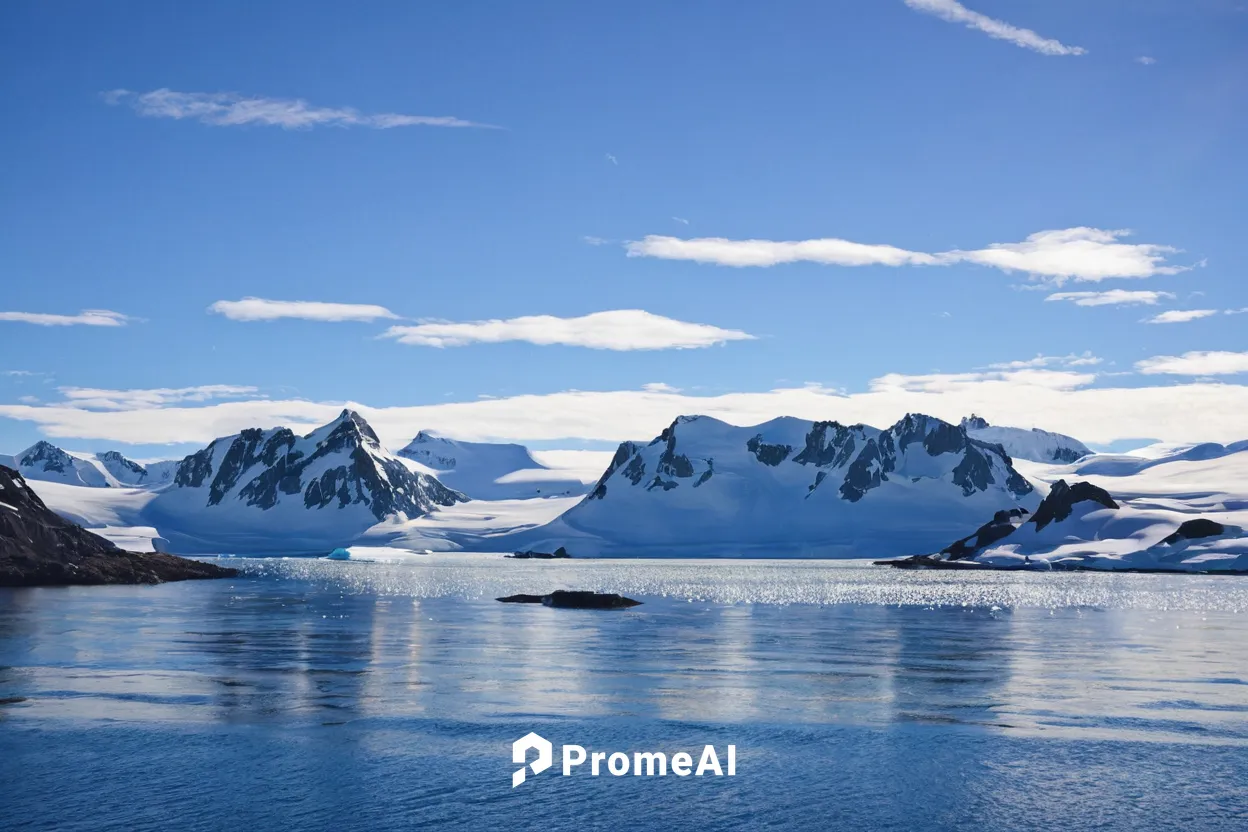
[1137,351,1248,376]
[605,153,618,165]
[1143,309,1219,324]
[903,0,1086,56]
[209,298,399,323]
[0,309,130,327]
[382,310,756,350]
[1136,56,1157,65]
[104,89,497,130]
[1046,289,1175,307]
[672,216,690,225]
[628,235,939,268]
[628,227,1187,284]
[57,385,260,411]
[986,352,1102,370]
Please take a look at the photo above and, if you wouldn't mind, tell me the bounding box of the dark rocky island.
[496,590,641,609]
[0,464,237,587]
[507,546,571,559]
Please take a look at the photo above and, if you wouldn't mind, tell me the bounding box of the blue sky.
[2,0,1247,458]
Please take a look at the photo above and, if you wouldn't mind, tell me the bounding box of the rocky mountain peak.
[98,450,146,477]
[165,412,464,522]
[960,414,991,431]
[325,409,381,447]
[19,441,72,472]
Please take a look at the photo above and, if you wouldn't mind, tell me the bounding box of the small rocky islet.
[497,590,642,609]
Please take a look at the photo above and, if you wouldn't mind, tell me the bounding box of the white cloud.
[986,352,1102,370]
[943,228,1185,284]
[209,298,399,323]
[642,382,682,393]
[627,235,940,268]
[903,0,1086,56]
[56,385,261,411]
[1143,309,1219,324]
[381,310,756,350]
[1224,308,1248,316]
[1136,56,1157,65]
[582,236,610,246]
[606,153,618,165]
[1046,289,1175,307]
[103,88,496,130]
[0,309,130,327]
[17,396,39,404]
[672,217,690,225]
[1137,351,1248,376]
[627,227,1187,284]
[7,364,1248,448]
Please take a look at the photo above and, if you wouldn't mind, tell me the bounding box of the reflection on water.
[1,559,1246,831]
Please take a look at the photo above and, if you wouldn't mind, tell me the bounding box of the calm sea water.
[2,556,1247,831]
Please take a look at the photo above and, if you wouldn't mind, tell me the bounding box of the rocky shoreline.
[0,464,237,587]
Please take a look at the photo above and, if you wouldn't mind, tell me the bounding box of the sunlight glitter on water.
[224,554,1248,613]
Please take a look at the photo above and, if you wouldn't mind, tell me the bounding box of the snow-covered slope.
[144,410,466,553]
[518,413,1039,558]
[397,431,589,499]
[925,440,1248,572]
[960,415,1090,464]
[961,477,1248,573]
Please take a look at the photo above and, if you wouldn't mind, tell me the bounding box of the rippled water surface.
[2,556,1246,831]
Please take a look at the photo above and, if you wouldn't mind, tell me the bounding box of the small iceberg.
[326,547,351,561]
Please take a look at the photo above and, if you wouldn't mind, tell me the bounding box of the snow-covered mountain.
[145,409,466,553]
[0,442,111,487]
[518,413,1039,557]
[0,443,175,488]
[959,415,1090,464]
[95,450,149,485]
[921,438,1248,572]
[398,432,589,500]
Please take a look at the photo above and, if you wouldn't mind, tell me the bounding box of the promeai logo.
[512,732,554,787]
[511,733,736,787]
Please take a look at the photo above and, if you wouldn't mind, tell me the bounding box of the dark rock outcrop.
[1161,519,1226,545]
[496,590,642,609]
[508,547,571,559]
[0,464,236,587]
[943,508,1031,560]
[1030,480,1118,531]
[587,442,641,500]
[747,435,793,466]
